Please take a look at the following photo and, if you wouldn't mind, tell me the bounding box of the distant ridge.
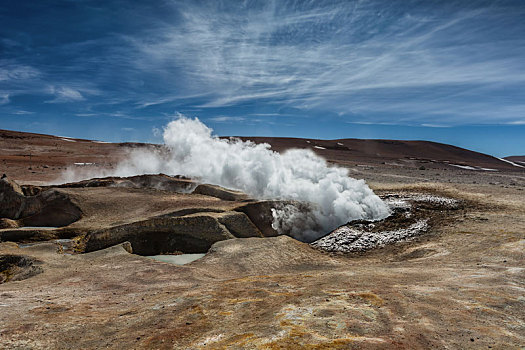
[505,155,525,164]
[1,128,523,185]
[234,136,525,171]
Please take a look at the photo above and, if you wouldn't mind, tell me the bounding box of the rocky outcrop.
[79,211,263,255]
[1,174,286,255]
[311,193,461,253]
[0,175,28,219]
[55,174,196,193]
[213,211,262,238]
[0,175,82,227]
[0,227,70,243]
[234,200,289,237]
[0,219,19,229]
[0,254,43,283]
[192,184,250,201]
[19,190,83,227]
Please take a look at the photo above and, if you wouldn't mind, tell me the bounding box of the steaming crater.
[312,193,461,252]
[109,117,390,241]
[60,117,390,241]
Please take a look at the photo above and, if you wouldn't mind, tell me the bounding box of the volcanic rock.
[0,254,43,283]
[0,218,18,229]
[1,175,279,255]
[0,175,82,227]
[213,211,263,238]
[0,175,26,218]
[55,173,196,193]
[79,211,263,255]
[234,200,282,237]
[192,183,249,201]
[311,193,461,253]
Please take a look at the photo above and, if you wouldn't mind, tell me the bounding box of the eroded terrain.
[0,131,524,349]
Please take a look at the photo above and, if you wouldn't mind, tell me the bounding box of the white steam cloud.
[61,117,390,241]
[117,117,389,240]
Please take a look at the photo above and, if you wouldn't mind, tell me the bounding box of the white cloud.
[152,126,162,137]
[249,113,284,117]
[126,1,525,125]
[2,1,524,128]
[421,123,450,128]
[0,63,40,81]
[0,94,9,105]
[46,86,85,103]
[208,116,245,122]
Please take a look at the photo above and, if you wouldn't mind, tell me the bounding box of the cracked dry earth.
[0,179,524,349]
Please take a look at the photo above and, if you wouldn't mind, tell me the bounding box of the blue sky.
[1,0,524,156]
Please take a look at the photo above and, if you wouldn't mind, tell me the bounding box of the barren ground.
[0,130,524,349]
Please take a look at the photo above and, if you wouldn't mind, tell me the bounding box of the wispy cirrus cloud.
[12,110,34,115]
[127,0,525,125]
[0,94,9,105]
[46,86,85,103]
[0,62,40,82]
[208,116,246,123]
[0,61,42,103]
[1,0,525,129]
[0,60,99,106]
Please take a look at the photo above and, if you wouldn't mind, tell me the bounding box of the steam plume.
[114,117,390,241]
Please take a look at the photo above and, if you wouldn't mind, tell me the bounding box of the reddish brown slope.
[505,155,525,165]
[235,137,524,171]
[0,129,158,183]
[1,129,523,185]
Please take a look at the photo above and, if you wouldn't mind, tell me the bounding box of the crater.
[1,175,465,258]
[311,193,463,253]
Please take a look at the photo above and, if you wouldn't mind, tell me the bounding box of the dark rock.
[54,174,195,193]
[215,211,263,238]
[79,213,259,255]
[192,184,249,201]
[0,218,19,229]
[234,201,282,237]
[1,175,281,255]
[21,185,42,196]
[0,254,43,284]
[0,227,61,243]
[77,209,264,255]
[0,175,82,227]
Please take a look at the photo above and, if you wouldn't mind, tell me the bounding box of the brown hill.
[505,155,525,165]
[1,128,523,184]
[234,136,525,172]
[0,129,158,183]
